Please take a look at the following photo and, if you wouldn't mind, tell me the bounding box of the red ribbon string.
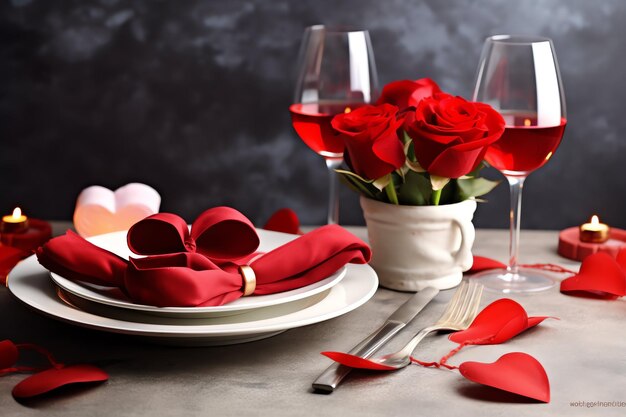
[410,357,458,370]
[1,342,64,376]
[519,263,577,275]
[411,337,495,371]
[14,343,64,370]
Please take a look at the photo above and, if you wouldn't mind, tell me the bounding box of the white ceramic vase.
[360,196,477,291]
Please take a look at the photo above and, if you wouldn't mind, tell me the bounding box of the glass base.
[471,267,556,294]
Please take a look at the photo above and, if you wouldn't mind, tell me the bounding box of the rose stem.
[431,189,442,206]
[384,179,399,205]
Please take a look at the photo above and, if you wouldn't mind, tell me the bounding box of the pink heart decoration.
[0,340,19,369]
[12,365,109,399]
[73,183,161,237]
[459,352,550,403]
[468,256,506,273]
[449,299,552,345]
[320,351,397,371]
[560,252,626,299]
[263,208,302,235]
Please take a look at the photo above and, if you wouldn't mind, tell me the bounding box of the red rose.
[406,93,505,178]
[331,104,405,180]
[376,78,441,109]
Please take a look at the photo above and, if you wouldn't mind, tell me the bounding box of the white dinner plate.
[49,229,347,318]
[8,254,378,346]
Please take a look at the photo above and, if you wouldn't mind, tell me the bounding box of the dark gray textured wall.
[1,0,625,229]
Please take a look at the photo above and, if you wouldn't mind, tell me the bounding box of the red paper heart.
[560,252,626,299]
[459,352,550,402]
[0,340,19,369]
[449,299,552,345]
[469,256,506,273]
[320,351,397,371]
[263,208,302,235]
[12,365,109,399]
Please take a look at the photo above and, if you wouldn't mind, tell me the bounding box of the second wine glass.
[472,35,567,293]
[290,25,379,224]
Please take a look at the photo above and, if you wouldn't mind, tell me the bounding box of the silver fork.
[361,280,483,369]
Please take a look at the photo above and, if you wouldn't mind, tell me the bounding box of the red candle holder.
[1,218,52,284]
[558,226,626,262]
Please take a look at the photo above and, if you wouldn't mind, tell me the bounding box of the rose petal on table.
[321,351,397,371]
[459,352,550,403]
[468,256,506,274]
[449,299,553,345]
[12,365,108,399]
[0,340,19,369]
[263,208,302,235]
[560,252,626,299]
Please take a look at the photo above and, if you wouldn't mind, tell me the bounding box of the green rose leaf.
[397,171,432,205]
[457,177,501,200]
[336,169,378,199]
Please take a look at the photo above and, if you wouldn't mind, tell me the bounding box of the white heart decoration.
[73,183,161,237]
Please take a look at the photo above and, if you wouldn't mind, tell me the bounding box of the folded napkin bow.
[36,207,371,307]
[127,207,260,261]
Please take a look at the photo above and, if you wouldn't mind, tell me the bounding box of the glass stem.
[506,176,526,275]
[325,158,343,225]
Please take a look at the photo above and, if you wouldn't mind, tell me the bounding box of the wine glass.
[290,25,379,224]
[472,35,566,293]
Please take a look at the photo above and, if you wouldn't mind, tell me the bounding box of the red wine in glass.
[472,35,566,293]
[485,113,567,176]
[289,101,365,158]
[292,26,378,224]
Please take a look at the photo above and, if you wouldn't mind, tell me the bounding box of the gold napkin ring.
[239,265,256,296]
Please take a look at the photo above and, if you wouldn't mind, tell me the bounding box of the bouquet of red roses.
[331,79,505,205]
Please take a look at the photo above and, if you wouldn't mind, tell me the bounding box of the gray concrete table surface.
[1,225,625,416]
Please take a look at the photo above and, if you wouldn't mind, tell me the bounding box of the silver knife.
[312,286,439,393]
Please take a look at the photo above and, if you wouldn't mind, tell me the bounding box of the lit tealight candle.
[579,215,610,243]
[1,207,29,234]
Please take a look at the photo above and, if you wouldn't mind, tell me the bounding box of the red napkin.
[127,207,260,261]
[36,207,371,307]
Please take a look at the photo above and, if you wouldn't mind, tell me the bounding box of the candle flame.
[12,207,22,219]
[590,215,600,225]
[344,107,352,114]
[524,118,531,127]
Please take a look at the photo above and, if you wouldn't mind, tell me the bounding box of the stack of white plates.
[8,229,378,346]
